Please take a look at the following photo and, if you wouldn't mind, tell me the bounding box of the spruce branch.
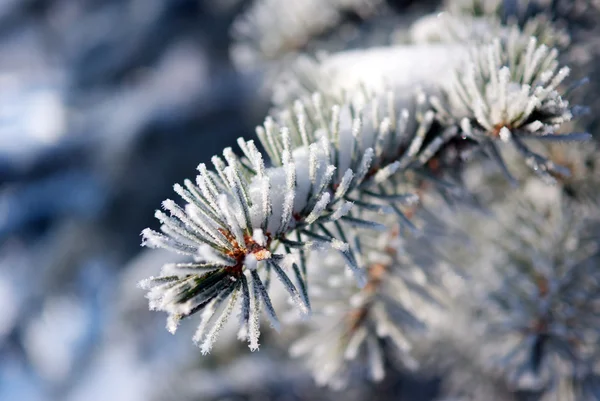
[138,53,585,358]
[138,85,464,351]
[432,33,589,183]
[137,1,592,392]
[289,221,448,389]
[430,182,600,399]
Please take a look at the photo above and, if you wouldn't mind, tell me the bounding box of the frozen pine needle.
[138,86,454,350]
[436,33,589,182]
[136,7,592,395]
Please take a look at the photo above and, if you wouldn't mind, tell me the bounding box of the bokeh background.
[1,1,597,400]
[0,2,268,400]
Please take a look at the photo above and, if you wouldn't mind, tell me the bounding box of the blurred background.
[2,1,597,400]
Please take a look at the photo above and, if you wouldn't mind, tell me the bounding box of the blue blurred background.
[0,1,274,400]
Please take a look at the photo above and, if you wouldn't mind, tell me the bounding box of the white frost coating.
[320,44,467,97]
[306,192,331,224]
[200,290,239,354]
[316,165,337,199]
[291,148,313,212]
[362,100,389,154]
[446,37,572,137]
[225,167,250,231]
[218,195,245,248]
[291,145,329,211]
[252,228,267,246]
[280,161,297,233]
[334,169,354,199]
[354,148,375,184]
[141,228,197,256]
[197,243,236,266]
[249,168,286,234]
[331,201,354,221]
[244,253,259,271]
[374,161,401,183]
[499,126,511,142]
[247,141,337,235]
[192,298,219,343]
[331,238,349,252]
[183,204,229,249]
[166,314,180,334]
[160,263,219,277]
[248,279,261,351]
[249,204,265,233]
[336,104,355,176]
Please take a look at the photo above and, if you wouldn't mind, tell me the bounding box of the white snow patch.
[320,44,467,97]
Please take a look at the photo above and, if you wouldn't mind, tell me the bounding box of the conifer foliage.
[139,0,600,398]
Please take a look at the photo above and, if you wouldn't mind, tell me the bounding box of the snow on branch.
[138,85,459,352]
[137,0,594,392]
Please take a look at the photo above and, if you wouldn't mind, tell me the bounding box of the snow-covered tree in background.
[139,0,600,400]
